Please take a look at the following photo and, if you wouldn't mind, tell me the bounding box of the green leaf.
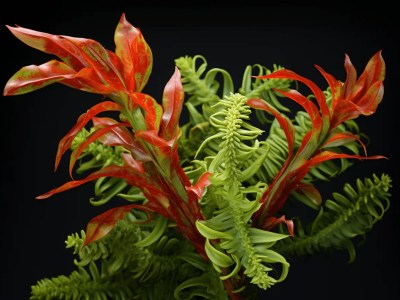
[204,239,234,269]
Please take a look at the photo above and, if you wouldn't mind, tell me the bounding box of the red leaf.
[130,93,163,132]
[69,123,130,176]
[6,25,125,93]
[6,25,87,70]
[319,51,385,128]
[350,50,385,101]
[186,172,212,199]
[159,67,184,141]
[135,130,173,148]
[261,215,294,236]
[322,131,367,155]
[4,60,76,95]
[343,54,357,98]
[354,80,384,115]
[63,68,116,94]
[121,152,145,174]
[36,165,144,200]
[84,204,152,246]
[295,182,322,207]
[55,101,122,171]
[92,117,134,146]
[114,13,152,92]
[314,64,343,112]
[247,98,295,163]
[258,69,330,124]
[273,88,322,132]
[92,117,150,162]
[307,150,386,167]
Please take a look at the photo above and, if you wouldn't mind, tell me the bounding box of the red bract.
[248,51,386,230]
[4,14,210,256]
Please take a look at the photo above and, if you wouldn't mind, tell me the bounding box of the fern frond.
[31,215,228,300]
[176,55,293,164]
[276,174,392,262]
[196,93,290,290]
[31,263,135,300]
[175,55,234,108]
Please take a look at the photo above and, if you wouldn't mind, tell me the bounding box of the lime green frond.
[176,55,293,163]
[276,174,392,262]
[195,93,290,290]
[175,55,234,108]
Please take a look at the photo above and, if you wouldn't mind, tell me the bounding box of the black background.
[1,2,399,299]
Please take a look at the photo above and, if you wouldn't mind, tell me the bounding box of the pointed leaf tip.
[83,204,150,246]
[114,14,152,92]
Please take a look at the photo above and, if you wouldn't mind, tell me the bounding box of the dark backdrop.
[1,2,399,299]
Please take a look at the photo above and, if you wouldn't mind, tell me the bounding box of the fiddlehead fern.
[196,93,289,291]
[276,174,392,262]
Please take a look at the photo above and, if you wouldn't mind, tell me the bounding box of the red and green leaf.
[258,69,330,125]
[6,25,88,70]
[294,182,322,207]
[160,67,184,141]
[69,122,130,176]
[84,204,153,246]
[350,50,385,101]
[92,117,151,162]
[135,130,173,148]
[114,13,152,92]
[322,131,366,155]
[36,165,142,200]
[186,172,212,199]
[261,215,294,236]
[307,150,386,167]
[121,153,145,174]
[343,54,357,98]
[55,101,122,171]
[4,60,76,95]
[273,88,322,135]
[130,93,162,132]
[92,117,134,146]
[7,25,126,93]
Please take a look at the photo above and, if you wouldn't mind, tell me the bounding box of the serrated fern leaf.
[276,174,392,262]
[31,214,228,300]
[196,93,290,290]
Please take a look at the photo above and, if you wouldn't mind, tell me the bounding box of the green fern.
[31,214,228,300]
[176,55,292,164]
[275,174,392,262]
[195,93,289,291]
